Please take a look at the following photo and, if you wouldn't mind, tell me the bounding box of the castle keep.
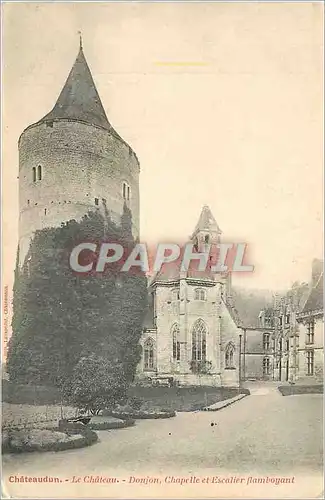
[18,42,140,267]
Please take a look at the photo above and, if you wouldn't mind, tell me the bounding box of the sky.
[2,2,324,315]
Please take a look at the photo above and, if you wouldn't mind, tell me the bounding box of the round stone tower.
[18,42,140,266]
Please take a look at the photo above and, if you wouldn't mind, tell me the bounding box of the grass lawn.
[2,380,249,415]
[278,384,323,396]
[2,380,62,405]
[128,385,249,411]
[2,403,77,429]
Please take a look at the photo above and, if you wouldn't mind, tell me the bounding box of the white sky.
[2,2,324,312]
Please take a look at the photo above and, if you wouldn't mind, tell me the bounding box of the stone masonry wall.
[18,119,140,265]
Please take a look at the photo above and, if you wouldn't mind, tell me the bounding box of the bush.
[109,410,176,420]
[8,210,147,393]
[2,427,98,454]
[64,355,128,415]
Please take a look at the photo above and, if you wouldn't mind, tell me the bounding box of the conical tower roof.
[36,43,111,130]
[191,205,222,239]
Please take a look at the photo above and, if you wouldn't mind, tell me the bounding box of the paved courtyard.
[2,385,323,499]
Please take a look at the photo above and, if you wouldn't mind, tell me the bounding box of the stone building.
[296,260,324,383]
[18,41,140,267]
[240,324,275,381]
[240,265,322,384]
[136,206,241,387]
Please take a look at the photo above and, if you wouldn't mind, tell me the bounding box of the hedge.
[88,418,135,431]
[2,380,63,405]
[108,410,176,420]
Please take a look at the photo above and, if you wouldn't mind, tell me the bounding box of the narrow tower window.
[37,165,42,181]
[32,167,36,182]
[95,198,99,206]
[44,208,47,216]
[123,182,130,201]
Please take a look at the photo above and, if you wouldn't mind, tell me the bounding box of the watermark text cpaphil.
[69,242,254,275]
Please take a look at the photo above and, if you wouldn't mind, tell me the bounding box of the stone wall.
[242,328,273,380]
[138,279,240,387]
[219,301,240,387]
[298,316,324,382]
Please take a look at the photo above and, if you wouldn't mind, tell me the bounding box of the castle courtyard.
[3,385,323,499]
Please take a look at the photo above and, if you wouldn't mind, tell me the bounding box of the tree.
[64,354,128,415]
[7,208,147,404]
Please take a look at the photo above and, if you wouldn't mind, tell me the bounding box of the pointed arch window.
[172,324,181,361]
[194,288,206,301]
[225,342,235,369]
[144,338,155,370]
[37,165,42,181]
[192,319,207,361]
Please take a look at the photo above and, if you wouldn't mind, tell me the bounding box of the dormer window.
[194,288,206,301]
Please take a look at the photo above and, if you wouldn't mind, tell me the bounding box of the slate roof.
[191,205,222,239]
[36,45,111,131]
[232,287,275,328]
[152,260,216,283]
[302,270,323,314]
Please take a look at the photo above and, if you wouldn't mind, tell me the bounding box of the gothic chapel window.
[192,319,207,362]
[225,343,235,369]
[172,324,181,361]
[144,338,155,370]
